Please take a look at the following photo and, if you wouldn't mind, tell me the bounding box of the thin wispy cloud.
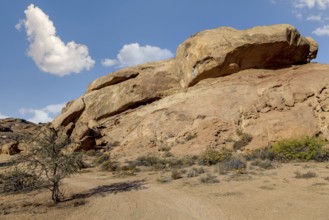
[282,0,329,37]
[294,0,329,9]
[102,43,174,68]
[20,103,65,123]
[16,4,95,76]
[313,25,329,35]
[306,14,323,21]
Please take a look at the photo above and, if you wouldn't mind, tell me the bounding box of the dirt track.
[1,156,329,220]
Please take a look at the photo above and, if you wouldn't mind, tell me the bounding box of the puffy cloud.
[16,4,95,76]
[313,25,329,35]
[20,103,65,124]
[102,43,174,68]
[0,112,8,119]
[294,0,329,9]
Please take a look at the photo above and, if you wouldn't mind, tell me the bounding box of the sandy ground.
[1,154,329,220]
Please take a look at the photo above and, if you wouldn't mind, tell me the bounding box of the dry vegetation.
[1,135,329,219]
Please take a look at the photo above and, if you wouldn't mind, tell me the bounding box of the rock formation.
[51,24,326,159]
[0,118,42,154]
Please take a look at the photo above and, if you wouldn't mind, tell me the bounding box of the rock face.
[52,24,325,159]
[0,118,41,154]
[176,24,316,87]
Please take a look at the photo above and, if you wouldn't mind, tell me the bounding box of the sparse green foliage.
[0,167,41,193]
[244,147,276,161]
[269,136,326,161]
[19,127,82,204]
[233,129,252,150]
[199,148,232,166]
[186,167,205,178]
[251,159,274,169]
[218,156,246,174]
[94,153,118,171]
[130,155,197,170]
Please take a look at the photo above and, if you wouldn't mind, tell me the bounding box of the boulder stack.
[51,24,326,159]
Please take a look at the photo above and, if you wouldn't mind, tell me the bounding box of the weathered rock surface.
[176,24,316,87]
[0,118,42,154]
[1,141,20,155]
[53,59,181,131]
[52,24,326,160]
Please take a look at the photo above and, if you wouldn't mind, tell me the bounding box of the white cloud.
[294,0,329,9]
[306,14,323,21]
[102,43,174,68]
[16,4,95,76]
[313,25,329,35]
[0,112,8,119]
[20,103,65,124]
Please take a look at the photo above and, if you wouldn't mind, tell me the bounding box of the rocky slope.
[0,118,42,155]
[51,24,328,159]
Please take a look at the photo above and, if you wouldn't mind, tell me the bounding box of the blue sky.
[0,0,328,123]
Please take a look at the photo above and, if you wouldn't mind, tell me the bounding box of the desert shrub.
[18,127,83,204]
[250,159,274,169]
[233,131,253,150]
[85,150,102,157]
[269,136,326,162]
[199,148,232,166]
[163,151,173,158]
[199,173,219,183]
[132,155,163,167]
[158,146,171,152]
[94,153,119,171]
[219,157,246,174]
[0,167,41,193]
[244,147,276,161]
[295,171,317,179]
[171,170,183,179]
[185,133,197,141]
[94,154,110,165]
[186,167,205,178]
[157,176,171,183]
[115,165,139,176]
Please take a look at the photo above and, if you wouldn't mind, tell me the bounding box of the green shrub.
[233,132,253,150]
[244,147,276,161]
[115,165,139,176]
[0,167,41,193]
[199,148,232,166]
[219,157,246,174]
[186,167,205,178]
[251,159,274,169]
[269,136,326,161]
[95,154,118,171]
[131,155,163,167]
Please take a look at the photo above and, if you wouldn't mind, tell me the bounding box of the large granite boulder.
[175,24,317,87]
[53,59,181,130]
[51,24,327,160]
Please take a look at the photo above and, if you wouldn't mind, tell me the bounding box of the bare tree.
[21,127,82,203]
